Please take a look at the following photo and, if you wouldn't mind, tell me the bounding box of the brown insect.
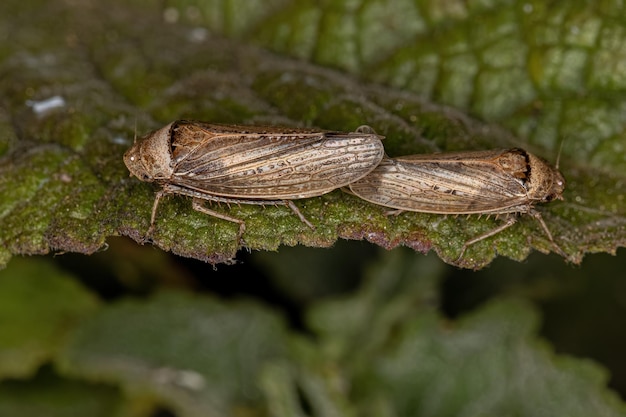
[123,120,385,241]
[347,148,566,259]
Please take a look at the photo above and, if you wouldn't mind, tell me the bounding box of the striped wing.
[169,122,384,199]
[349,150,533,214]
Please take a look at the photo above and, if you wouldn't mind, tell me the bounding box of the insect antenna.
[555,136,566,170]
[133,116,138,144]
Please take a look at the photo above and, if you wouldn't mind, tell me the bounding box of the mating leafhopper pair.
[124,120,565,258]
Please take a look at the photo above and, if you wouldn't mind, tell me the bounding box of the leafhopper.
[347,148,566,258]
[124,120,385,240]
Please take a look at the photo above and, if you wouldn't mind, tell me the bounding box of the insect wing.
[170,122,384,199]
[349,150,532,214]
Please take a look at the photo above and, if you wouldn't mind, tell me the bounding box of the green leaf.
[56,291,290,416]
[0,258,99,379]
[0,367,121,417]
[369,300,626,417]
[0,0,623,269]
[301,249,626,417]
[0,251,624,416]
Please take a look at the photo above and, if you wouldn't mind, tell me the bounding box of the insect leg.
[192,198,246,242]
[146,189,167,240]
[529,209,567,258]
[456,216,517,261]
[285,200,315,230]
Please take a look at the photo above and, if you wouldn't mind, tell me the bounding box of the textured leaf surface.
[0,0,624,269]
